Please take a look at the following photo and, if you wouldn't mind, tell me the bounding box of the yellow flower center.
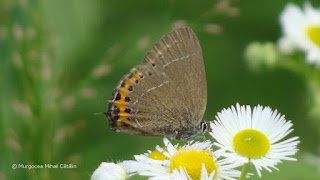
[233,129,270,158]
[307,26,320,47]
[148,149,169,160]
[170,150,217,180]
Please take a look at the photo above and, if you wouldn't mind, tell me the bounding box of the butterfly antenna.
[94,112,107,116]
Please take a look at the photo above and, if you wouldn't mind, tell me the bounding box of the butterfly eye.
[200,121,207,132]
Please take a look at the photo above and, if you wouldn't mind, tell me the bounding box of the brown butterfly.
[105,27,207,140]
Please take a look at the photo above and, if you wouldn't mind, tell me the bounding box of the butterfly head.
[174,121,208,140]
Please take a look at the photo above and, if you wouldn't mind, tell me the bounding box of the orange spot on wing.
[118,116,135,126]
[114,104,131,117]
[133,72,142,80]
[120,87,129,93]
[114,99,127,105]
[119,81,134,93]
[128,71,143,83]
[118,112,130,117]
[116,104,127,111]
[125,81,133,87]
[114,92,129,105]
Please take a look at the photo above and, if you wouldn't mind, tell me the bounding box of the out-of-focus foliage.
[0,0,319,179]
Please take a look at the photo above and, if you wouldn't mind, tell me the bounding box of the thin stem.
[239,163,250,180]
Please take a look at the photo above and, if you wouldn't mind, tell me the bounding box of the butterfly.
[105,27,207,140]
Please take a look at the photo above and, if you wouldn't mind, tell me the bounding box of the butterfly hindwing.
[107,27,207,138]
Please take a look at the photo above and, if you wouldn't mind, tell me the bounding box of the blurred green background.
[1,0,320,179]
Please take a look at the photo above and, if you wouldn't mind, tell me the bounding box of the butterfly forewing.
[107,27,207,138]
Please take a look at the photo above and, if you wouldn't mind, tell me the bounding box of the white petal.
[91,162,127,180]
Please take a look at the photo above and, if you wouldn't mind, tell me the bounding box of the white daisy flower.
[122,138,241,180]
[91,162,127,180]
[210,103,300,177]
[279,2,320,65]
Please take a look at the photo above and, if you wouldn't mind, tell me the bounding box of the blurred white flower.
[122,138,241,180]
[245,42,278,71]
[91,162,127,180]
[277,37,296,54]
[279,3,320,65]
[210,103,300,177]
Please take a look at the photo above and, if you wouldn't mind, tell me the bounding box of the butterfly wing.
[106,27,207,137]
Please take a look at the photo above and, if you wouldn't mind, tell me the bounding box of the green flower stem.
[239,163,250,180]
[277,56,320,120]
[278,56,320,83]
